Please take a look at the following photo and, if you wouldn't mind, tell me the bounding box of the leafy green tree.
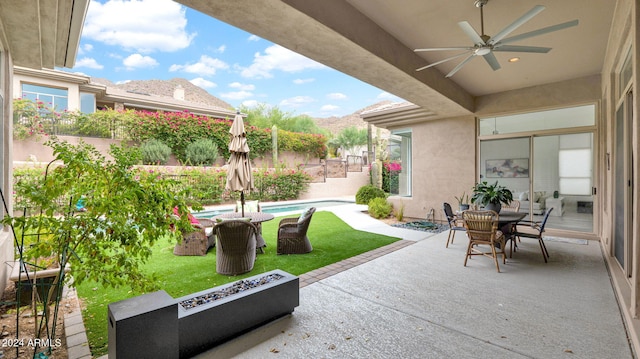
[330,126,368,156]
[239,103,328,135]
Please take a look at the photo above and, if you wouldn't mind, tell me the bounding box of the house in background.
[13,66,237,118]
[11,66,239,163]
[174,0,639,353]
[0,0,90,297]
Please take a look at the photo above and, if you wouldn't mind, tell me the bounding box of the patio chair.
[502,200,521,212]
[173,213,215,256]
[462,210,506,272]
[443,202,465,248]
[510,207,553,263]
[277,207,315,255]
[214,220,258,275]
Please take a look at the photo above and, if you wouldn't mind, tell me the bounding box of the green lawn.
[76,211,400,357]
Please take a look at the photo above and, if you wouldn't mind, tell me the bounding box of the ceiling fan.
[414,0,578,77]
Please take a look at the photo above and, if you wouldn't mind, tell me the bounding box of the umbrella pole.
[241,192,245,217]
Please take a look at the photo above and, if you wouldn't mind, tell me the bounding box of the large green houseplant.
[4,138,196,349]
[470,180,513,213]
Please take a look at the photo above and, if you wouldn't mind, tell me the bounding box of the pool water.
[192,200,353,218]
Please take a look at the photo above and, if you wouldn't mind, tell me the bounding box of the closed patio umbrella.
[226,111,254,216]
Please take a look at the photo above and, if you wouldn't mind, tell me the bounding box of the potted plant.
[455,192,470,211]
[470,181,513,213]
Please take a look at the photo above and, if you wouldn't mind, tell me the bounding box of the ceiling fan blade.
[415,47,472,52]
[446,53,476,78]
[416,52,471,71]
[493,45,552,53]
[490,5,545,44]
[458,21,485,45]
[496,20,579,45]
[482,52,501,71]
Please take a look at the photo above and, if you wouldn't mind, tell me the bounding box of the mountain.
[314,101,393,134]
[90,77,234,110]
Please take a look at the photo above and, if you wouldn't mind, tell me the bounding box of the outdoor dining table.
[497,211,527,256]
[211,212,275,253]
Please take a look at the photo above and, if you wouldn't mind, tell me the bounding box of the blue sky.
[67,0,404,118]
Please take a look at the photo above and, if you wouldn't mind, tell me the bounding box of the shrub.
[356,184,386,204]
[185,139,219,166]
[368,197,392,219]
[140,139,172,165]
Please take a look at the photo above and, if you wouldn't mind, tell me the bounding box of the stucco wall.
[387,116,476,222]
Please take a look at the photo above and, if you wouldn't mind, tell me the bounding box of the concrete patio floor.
[195,204,634,359]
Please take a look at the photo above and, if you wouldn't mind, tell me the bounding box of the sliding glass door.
[478,104,596,234]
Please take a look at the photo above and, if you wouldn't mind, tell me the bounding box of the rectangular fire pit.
[176,269,299,358]
[108,269,299,358]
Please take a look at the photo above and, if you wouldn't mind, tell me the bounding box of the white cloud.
[248,35,260,42]
[242,100,260,108]
[75,57,104,70]
[229,82,255,91]
[220,91,254,100]
[78,43,94,55]
[240,45,326,79]
[83,0,196,53]
[190,78,217,89]
[279,96,315,108]
[293,78,315,85]
[327,92,347,100]
[115,80,131,85]
[321,104,340,111]
[169,55,229,76]
[123,54,158,69]
[216,45,226,53]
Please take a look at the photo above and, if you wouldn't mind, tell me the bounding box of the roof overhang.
[0,0,89,69]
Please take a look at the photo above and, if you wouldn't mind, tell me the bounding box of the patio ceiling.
[175,0,615,119]
[0,0,89,69]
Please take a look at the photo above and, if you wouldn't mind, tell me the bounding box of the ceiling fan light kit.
[414,0,578,77]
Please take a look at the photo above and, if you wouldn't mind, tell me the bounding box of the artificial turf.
[76,211,400,356]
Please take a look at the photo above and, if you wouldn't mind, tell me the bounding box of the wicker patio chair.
[502,200,521,212]
[277,207,315,255]
[462,210,506,272]
[443,202,466,248]
[173,216,215,256]
[214,220,258,275]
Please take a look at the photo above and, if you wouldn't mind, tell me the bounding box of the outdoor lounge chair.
[277,207,315,255]
[214,219,258,275]
[173,216,215,256]
[443,202,465,248]
[462,210,506,272]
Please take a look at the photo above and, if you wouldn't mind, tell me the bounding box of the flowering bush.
[382,161,401,194]
[14,164,313,206]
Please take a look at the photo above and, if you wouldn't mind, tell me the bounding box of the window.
[388,129,412,196]
[479,105,595,135]
[558,133,592,195]
[80,92,96,113]
[21,83,68,111]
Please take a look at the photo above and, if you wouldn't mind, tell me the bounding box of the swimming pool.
[192,200,354,218]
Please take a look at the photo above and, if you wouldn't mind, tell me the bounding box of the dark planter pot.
[485,202,502,213]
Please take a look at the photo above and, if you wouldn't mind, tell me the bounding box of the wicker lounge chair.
[173,218,215,256]
[277,207,315,255]
[214,220,258,275]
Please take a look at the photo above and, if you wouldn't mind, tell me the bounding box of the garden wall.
[13,137,320,166]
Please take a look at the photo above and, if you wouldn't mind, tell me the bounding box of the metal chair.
[462,210,506,272]
[214,220,258,275]
[511,207,553,262]
[443,202,466,248]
